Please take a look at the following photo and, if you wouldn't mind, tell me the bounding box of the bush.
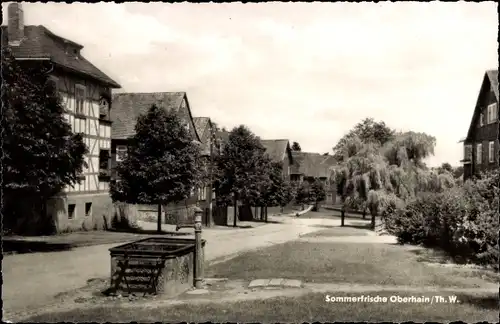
[386,170,499,269]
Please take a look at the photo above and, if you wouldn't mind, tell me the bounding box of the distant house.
[461,70,499,181]
[291,152,337,204]
[192,117,217,205]
[2,3,121,232]
[260,139,294,180]
[110,92,201,224]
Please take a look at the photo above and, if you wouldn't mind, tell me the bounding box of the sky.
[2,2,498,167]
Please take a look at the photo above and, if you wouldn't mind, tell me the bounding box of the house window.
[99,97,110,119]
[487,103,498,124]
[68,204,76,219]
[85,202,92,217]
[116,145,127,162]
[476,143,482,164]
[479,113,484,127]
[75,84,86,115]
[99,149,110,171]
[197,186,207,201]
[464,144,472,161]
[489,141,495,163]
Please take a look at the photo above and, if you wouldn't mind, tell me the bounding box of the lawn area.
[206,241,496,288]
[24,290,497,322]
[300,226,371,237]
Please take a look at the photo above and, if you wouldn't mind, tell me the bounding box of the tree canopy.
[109,104,202,231]
[213,125,270,226]
[2,47,87,199]
[330,124,454,229]
[291,141,302,151]
[333,117,395,162]
[2,47,87,234]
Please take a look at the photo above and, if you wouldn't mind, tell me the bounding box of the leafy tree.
[438,162,454,174]
[331,131,454,229]
[310,179,326,211]
[333,118,395,162]
[257,160,296,221]
[214,125,269,227]
[291,141,302,151]
[295,181,312,209]
[2,47,87,234]
[109,105,202,232]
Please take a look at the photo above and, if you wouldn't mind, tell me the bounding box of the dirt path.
[3,216,328,319]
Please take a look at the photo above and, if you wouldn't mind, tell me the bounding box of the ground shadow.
[3,239,75,254]
[221,224,256,229]
[107,228,191,236]
[248,219,283,224]
[457,294,499,310]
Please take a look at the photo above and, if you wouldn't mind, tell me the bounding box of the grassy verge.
[206,241,495,288]
[24,291,497,322]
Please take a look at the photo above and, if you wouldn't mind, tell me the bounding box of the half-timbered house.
[3,3,121,232]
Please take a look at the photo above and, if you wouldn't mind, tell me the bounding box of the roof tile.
[2,25,120,88]
[111,92,186,140]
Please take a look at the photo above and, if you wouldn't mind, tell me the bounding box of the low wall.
[109,237,206,297]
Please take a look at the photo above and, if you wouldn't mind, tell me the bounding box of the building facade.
[461,70,499,181]
[4,3,121,232]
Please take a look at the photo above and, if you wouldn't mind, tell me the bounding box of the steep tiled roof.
[465,69,499,141]
[1,25,120,88]
[486,69,499,101]
[193,117,210,140]
[111,92,188,140]
[291,152,336,178]
[193,117,211,155]
[260,139,290,163]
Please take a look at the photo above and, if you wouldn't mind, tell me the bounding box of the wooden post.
[233,193,237,227]
[193,207,203,289]
[157,204,162,233]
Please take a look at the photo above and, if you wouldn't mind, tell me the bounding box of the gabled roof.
[260,139,292,163]
[1,25,120,88]
[193,117,212,155]
[464,69,499,141]
[110,92,200,141]
[193,117,210,140]
[291,152,336,178]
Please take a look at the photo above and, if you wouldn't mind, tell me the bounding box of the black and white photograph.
[2,1,498,322]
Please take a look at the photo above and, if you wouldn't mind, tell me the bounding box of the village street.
[3,213,370,320]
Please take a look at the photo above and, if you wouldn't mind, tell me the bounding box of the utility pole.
[206,127,215,227]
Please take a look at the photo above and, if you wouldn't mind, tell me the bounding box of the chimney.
[8,2,25,46]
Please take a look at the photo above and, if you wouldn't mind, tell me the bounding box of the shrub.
[386,170,499,269]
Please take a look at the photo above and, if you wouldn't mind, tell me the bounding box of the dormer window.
[479,113,484,127]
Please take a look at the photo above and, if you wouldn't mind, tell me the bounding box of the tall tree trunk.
[254,206,258,220]
[233,193,237,227]
[157,204,162,233]
[370,206,377,230]
[362,208,367,220]
[265,206,268,223]
[341,206,345,227]
[260,206,264,220]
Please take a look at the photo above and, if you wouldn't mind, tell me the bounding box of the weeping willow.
[330,132,454,228]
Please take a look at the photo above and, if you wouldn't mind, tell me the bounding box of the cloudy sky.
[3,2,498,166]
